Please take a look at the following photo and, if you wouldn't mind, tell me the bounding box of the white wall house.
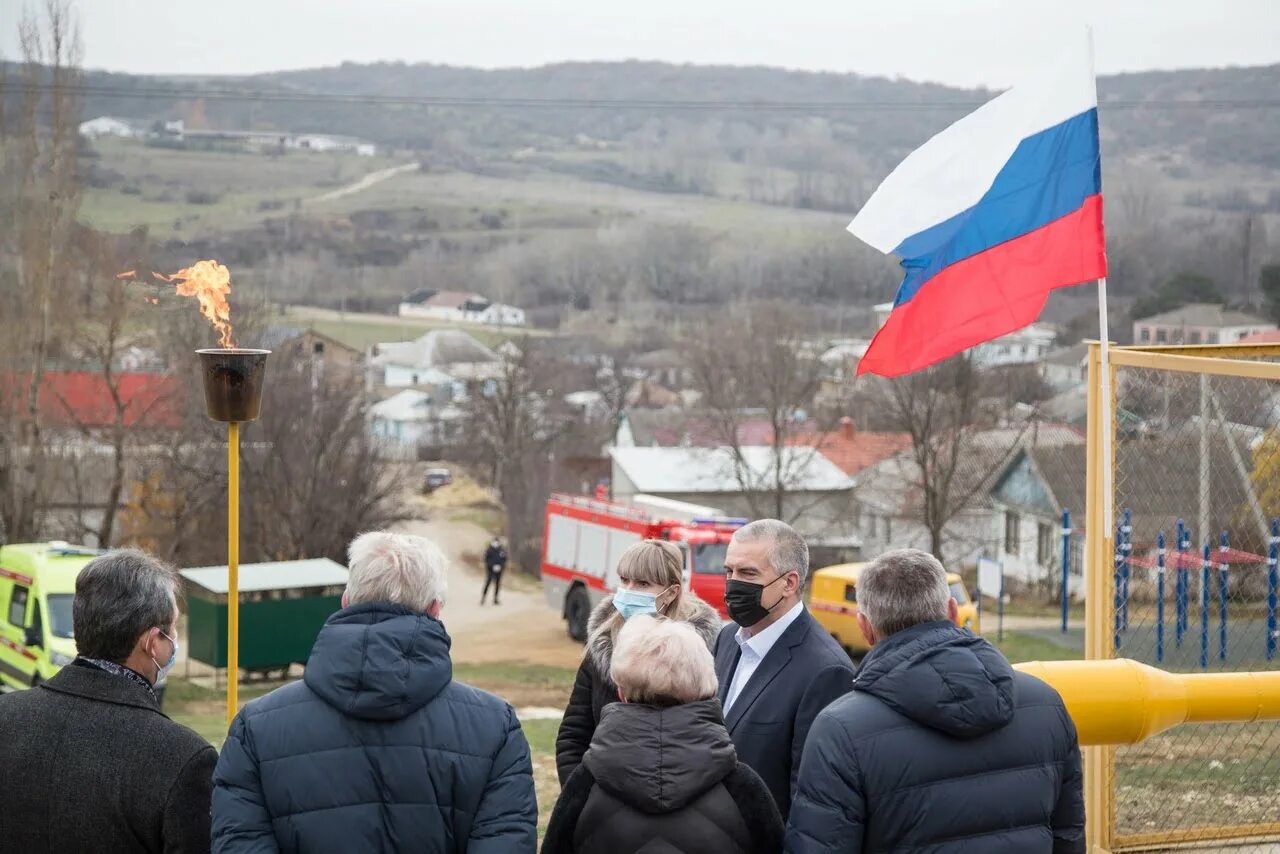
[398,290,526,327]
[970,323,1056,368]
[371,329,500,391]
[79,116,139,139]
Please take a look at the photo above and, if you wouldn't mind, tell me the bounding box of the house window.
[1209,332,1220,344]
[1155,329,1167,343]
[1139,327,1150,342]
[1037,522,1054,565]
[8,585,29,627]
[883,517,892,543]
[313,342,325,355]
[1189,331,1202,344]
[1172,329,1183,343]
[1004,511,1020,554]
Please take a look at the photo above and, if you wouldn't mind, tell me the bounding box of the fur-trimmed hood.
[586,591,723,680]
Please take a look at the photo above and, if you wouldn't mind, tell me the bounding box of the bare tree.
[867,355,1015,559]
[457,340,571,568]
[681,302,830,522]
[0,0,82,543]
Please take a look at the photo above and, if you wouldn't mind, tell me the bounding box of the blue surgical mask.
[613,587,659,620]
[151,630,178,683]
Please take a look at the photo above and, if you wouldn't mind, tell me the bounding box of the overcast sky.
[2,0,1278,88]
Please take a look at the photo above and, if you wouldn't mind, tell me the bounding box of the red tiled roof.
[1239,329,1280,344]
[788,422,912,476]
[1,371,183,429]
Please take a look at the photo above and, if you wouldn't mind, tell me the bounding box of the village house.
[608,445,857,550]
[370,329,499,392]
[1133,303,1276,346]
[397,290,526,327]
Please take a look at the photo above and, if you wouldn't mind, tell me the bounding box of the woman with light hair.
[542,616,783,853]
[555,539,722,786]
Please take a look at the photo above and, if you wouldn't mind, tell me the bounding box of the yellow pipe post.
[1015,659,1280,746]
[227,420,240,727]
[1083,341,1116,851]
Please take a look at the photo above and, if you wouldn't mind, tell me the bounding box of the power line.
[11,81,1280,112]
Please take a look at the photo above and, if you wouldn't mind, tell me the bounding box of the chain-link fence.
[1108,353,1280,849]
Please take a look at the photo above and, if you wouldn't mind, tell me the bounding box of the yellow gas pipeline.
[1015,659,1280,745]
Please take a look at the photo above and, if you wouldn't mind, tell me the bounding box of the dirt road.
[308,162,419,204]
[394,514,585,670]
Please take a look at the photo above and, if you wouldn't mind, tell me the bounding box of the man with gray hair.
[0,549,217,853]
[785,548,1084,853]
[713,519,855,820]
[212,531,537,853]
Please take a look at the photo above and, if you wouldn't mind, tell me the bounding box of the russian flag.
[851,40,1108,378]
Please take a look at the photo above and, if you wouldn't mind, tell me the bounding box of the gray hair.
[346,532,449,611]
[611,615,718,705]
[731,519,809,585]
[858,548,951,637]
[74,549,180,662]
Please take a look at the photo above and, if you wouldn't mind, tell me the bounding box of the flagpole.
[1088,26,1114,533]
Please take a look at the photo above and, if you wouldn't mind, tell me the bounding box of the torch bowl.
[196,348,270,423]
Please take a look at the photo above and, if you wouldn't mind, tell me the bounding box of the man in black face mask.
[713,519,855,821]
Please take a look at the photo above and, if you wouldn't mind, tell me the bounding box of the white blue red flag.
[850,39,1107,377]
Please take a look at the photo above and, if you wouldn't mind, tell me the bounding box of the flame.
[153,260,236,348]
[115,270,136,280]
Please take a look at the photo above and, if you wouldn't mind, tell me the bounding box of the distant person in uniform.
[482,537,508,605]
[0,549,217,853]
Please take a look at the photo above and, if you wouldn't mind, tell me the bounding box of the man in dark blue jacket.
[714,519,855,821]
[212,532,537,853]
[785,548,1084,854]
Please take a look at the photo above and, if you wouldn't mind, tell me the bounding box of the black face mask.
[724,574,789,628]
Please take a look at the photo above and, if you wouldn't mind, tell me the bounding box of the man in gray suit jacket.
[714,520,855,820]
[0,549,217,853]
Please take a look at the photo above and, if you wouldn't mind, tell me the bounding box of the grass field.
[81,138,407,236]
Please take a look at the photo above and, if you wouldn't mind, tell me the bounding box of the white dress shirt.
[723,600,805,714]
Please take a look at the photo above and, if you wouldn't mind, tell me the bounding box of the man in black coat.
[714,519,855,821]
[212,531,537,853]
[786,548,1085,853]
[482,537,507,605]
[0,549,217,853]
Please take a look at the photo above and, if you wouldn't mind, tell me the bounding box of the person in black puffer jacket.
[555,539,722,786]
[212,532,538,854]
[786,549,1084,854]
[543,615,783,854]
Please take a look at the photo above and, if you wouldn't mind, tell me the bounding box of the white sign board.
[977,557,1003,596]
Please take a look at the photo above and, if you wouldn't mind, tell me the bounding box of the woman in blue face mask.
[555,539,723,787]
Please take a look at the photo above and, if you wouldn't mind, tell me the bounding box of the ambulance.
[0,542,167,704]
[0,542,93,692]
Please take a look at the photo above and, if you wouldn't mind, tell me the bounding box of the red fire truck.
[541,493,745,641]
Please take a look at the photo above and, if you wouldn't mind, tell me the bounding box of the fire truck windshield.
[692,542,728,575]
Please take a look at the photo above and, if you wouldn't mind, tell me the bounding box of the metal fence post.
[1201,543,1211,670]
[1156,531,1166,663]
[1270,518,1278,663]
[1061,509,1071,634]
[1219,530,1230,663]
[1176,518,1188,648]
[1121,508,1133,632]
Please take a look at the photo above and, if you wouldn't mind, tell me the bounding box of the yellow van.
[0,543,97,691]
[808,562,981,654]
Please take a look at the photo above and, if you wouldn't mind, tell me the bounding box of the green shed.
[180,559,347,671]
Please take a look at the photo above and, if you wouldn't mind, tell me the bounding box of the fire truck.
[541,493,745,641]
